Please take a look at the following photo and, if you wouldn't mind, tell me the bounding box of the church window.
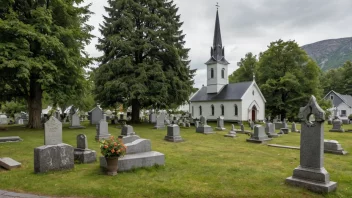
[330,95,334,100]
[252,90,255,95]
[234,104,238,116]
[199,106,202,116]
[221,68,225,78]
[211,105,214,116]
[211,68,214,78]
[192,106,194,116]
[221,104,224,116]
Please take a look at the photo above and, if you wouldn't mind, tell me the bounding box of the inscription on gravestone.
[44,117,62,145]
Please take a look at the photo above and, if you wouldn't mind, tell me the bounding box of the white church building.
[190,9,266,122]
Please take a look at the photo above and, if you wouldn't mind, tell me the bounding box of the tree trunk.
[131,99,140,124]
[28,78,43,129]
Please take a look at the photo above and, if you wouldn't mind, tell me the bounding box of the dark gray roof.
[190,81,253,102]
[205,10,229,65]
[337,93,352,107]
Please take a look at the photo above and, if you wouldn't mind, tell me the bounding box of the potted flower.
[100,136,126,176]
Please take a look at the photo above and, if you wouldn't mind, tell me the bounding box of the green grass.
[0,122,351,198]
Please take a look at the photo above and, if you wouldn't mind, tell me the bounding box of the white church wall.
[241,83,265,121]
[190,101,243,121]
[207,63,228,93]
[336,102,352,119]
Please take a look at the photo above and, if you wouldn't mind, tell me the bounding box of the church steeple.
[205,7,229,65]
[205,5,230,94]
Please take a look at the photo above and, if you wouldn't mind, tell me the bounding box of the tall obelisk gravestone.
[286,96,337,193]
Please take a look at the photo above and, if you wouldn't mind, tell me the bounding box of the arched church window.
[221,68,225,78]
[221,104,224,116]
[199,106,202,116]
[211,68,214,78]
[211,105,214,116]
[192,106,194,116]
[234,104,238,116]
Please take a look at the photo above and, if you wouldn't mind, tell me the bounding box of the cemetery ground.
[0,122,351,198]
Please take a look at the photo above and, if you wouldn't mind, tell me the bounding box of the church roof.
[190,81,253,102]
[205,9,229,65]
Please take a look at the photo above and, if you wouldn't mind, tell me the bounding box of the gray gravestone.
[44,117,62,145]
[329,117,344,132]
[74,134,96,164]
[247,125,272,143]
[154,113,166,129]
[121,125,136,136]
[95,119,111,141]
[286,96,337,193]
[324,140,348,155]
[215,116,226,131]
[69,113,85,129]
[280,128,289,134]
[165,124,183,142]
[149,113,156,124]
[196,116,214,134]
[291,122,300,133]
[266,123,278,138]
[224,124,237,138]
[89,106,104,125]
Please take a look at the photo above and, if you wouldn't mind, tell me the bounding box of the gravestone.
[324,140,348,155]
[266,123,278,138]
[100,136,165,172]
[34,116,74,173]
[329,116,344,132]
[0,136,22,143]
[291,122,300,133]
[342,119,349,124]
[280,128,289,134]
[16,118,24,125]
[69,113,85,129]
[0,114,8,125]
[247,125,272,143]
[224,124,237,138]
[286,96,337,193]
[121,125,136,136]
[185,122,191,127]
[283,119,288,128]
[154,113,166,129]
[149,113,156,124]
[88,106,104,125]
[74,134,96,163]
[95,118,111,141]
[0,157,21,170]
[327,119,332,125]
[195,121,200,128]
[249,120,255,130]
[44,117,62,145]
[215,116,226,131]
[165,124,183,142]
[196,116,214,134]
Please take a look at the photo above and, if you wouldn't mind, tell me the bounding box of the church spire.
[205,5,229,65]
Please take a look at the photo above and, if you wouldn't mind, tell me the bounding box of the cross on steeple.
[216,2,220,10]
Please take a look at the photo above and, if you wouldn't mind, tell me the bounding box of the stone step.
[125,139,151,154]
[100,151,165,172]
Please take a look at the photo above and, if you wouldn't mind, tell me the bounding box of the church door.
[251,105,257,121]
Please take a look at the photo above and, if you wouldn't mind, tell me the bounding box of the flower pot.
[105,157,119,176]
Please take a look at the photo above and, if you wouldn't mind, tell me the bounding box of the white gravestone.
[44,117,62,145]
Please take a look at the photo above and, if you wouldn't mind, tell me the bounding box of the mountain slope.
[302,37,352,71]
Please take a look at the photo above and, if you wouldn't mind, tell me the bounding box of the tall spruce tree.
[0,0,93,128]
[95,0,195,123]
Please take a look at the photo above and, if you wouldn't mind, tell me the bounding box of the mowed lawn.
[0,122,352,198]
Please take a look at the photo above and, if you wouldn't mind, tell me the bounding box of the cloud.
[84,0,352,89]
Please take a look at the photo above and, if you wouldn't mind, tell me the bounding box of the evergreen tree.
[229,52,257,83]
[95,0,195,123]
[0,0,93,128]
[257,39,322,121]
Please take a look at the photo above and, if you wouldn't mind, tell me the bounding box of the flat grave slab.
[0,157,21,170]
[0,136,22,143]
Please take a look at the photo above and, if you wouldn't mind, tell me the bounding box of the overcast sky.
[84,0,352,89]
